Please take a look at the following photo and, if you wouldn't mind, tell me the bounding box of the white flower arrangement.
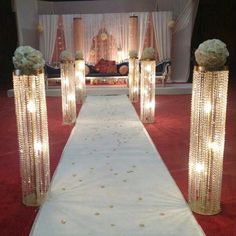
[13,46,45,75]
[195,39,229,70]
[75,50,84,60]
[60,50,74,62]
[100,32,108,41]
[129,50,138,59]
[141,47,155,60]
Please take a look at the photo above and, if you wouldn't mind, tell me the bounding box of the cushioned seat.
[44,64,61,88]
[155,60,171,86]
[86,60,129,77]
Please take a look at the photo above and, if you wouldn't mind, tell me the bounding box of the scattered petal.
[61,219,66,224]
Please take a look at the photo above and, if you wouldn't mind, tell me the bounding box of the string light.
[188,67,229,215]
[128,58,139,103]
[75,59,86,104]
[60,61,76,124]
[140,60,156,123]
[13,72,50,206]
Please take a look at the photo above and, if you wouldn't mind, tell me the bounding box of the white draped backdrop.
[38,0,199,82]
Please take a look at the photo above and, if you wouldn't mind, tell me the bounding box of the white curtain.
[82,14,103,62]
[62,15,74,52]
[135,12,149,59]
[103,13,129,61]
[170,0,199,82]
[39,15,58,64]
[152,11,172,61]
[156,0,199,82]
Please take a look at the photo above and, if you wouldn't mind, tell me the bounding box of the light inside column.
[129,58,139,103]
[75,59,86,104]
[140,60,156,123]
[60,61,76,124]
[188,67,229,215]
[13,72,50,206]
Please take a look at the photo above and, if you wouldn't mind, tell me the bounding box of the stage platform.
[7,83,192,97]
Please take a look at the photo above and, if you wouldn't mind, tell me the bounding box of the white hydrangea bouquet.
[129,50,138,59]
[13,46,45,75]
[75,50,84,60]
[141,47,155,60]
[60,50,74,62]
[195,39,229,70]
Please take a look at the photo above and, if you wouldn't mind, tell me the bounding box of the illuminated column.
[75,59,86,104]
[129,16,138,51]
[73,17,83,52]
[60,62,76,124]
[188,66,229,215]
[13,72,50,206]
[140,60,156,123]
[129,58,139,102]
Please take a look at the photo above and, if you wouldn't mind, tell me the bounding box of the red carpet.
[0,81,235,236]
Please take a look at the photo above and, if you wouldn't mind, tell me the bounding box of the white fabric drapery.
[156,0,199,82]
[152,11,172,61]
[62,15,74,52]
[39,15,58,64]
[135,12,149,59]
[82,14,103,62]
[103,13,129,61]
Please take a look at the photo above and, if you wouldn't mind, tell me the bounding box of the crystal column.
[13,72,50,206]
[188,66,229,215]
[140,60,156,123]
[129,58,139,102]
[60,62,76,124]
[75,59,86,104]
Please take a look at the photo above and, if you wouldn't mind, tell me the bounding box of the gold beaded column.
[13,71,50,206]
[129,16,138,52]
[188,66,229,215]
[75,59,86,104]
[140,60,156,123]
[60,62,76,124]
[129,58,139,102]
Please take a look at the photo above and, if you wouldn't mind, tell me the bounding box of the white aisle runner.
[30,95,205,236]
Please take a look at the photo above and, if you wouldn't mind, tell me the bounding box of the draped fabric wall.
[39,15,58,63]
[103,13,129,62]
[156,0,199,82]
[171,0,199,82]
[152,11,172,62]
[63,15,74,52]
[135,12,149,59]
[82,14,103,62]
